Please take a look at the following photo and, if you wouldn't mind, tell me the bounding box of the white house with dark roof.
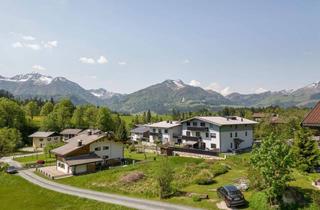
[51,130,124,175]
[181,116,257,152]
[29,131,61,149]
[130,126,150,142]
[145,121,182,145]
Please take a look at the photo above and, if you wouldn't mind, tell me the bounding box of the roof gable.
[302,101,320,127]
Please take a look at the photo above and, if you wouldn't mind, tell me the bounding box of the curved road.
[0,154,202,210]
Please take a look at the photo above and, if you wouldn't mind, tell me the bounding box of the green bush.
[194,169,214,185]
[0,163,9,172]
[197,162,209,169]
[211,163,229,177]
[128,145,136,152]
[312,190,320,207]
[192,195,201,202]
[250,191,270,210]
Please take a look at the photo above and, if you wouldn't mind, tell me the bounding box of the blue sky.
[0,0,319,95]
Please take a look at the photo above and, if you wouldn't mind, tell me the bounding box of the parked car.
[36,160,45,165]
[217,185,246,207]
[6,166,18,174]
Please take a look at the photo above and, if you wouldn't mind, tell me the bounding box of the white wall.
[90,138,124,159]
[148,125,181,144]
[56,160,70,174]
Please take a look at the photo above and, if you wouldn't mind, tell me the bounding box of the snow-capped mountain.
[0,72,102,105]
[89,88,122,99]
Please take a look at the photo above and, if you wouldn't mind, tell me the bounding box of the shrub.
[194,169,214,185]
[192,195,201,202]
[0,163,9,172]
[250,191,270,210]
[211,163,229,177]
[197,162,209,169]
[312,190,320,207]
[120,171,145,184]
[128,145,136,152]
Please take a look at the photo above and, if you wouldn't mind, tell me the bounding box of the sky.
[0,0,319,95]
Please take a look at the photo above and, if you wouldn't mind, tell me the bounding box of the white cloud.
[32,65,46,71]
[255,87,268,94]
[118,61,127,65]
[97,56,108,64]
[182,59,190,64]
[12,42,23,48]
[25,43,41,50]
[79,57,95,64]
[189,80,201,87]
[206,82,232,96]
[44,40,58,48]
[22,35,36,41]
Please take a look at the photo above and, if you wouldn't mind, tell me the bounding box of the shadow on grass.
[281,186,316,210]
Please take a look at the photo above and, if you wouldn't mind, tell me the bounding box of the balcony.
[187,127,209,132]
[182,135,201,141]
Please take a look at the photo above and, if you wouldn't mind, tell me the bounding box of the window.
[230,133,233,138]
[235,125,238,129]
[158,129,162,133]
[196,132,201,137]
[200,122,205,127]
[210,124,213,129]
[235,132,238,137]
[54,137,58,140]
[103,146,109,150]
[59,163,65,169]
[230,143,233,148]
[211,144,216,149]
[245,131,248,136]
[153,128,156,133]
[186,131,191,136]
[103,155,109,159]
[211,133,216,138]
[187,122,190,126]
[47,138,51,141]
[39,138,43,142]
[192,122,197,126]
[164,129,168,134]
[205,133,209,138]
[95,147,101,151]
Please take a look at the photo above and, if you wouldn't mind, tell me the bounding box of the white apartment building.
[145,121,182,145]
[181,116,257,152]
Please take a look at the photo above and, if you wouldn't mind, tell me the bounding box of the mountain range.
[0,72,319,113]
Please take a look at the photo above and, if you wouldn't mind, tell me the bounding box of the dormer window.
[193,122,197,126]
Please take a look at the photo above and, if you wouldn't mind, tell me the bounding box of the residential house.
[252,113,266,122]
[29,131,61,149]
[51,130,124,175]
[60,129,83,142]
[181,116,257,152]
[145,121,182,145]
[130,126,150,142]
[302,101,320,141]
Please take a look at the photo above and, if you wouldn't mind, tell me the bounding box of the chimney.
[78,140,83,147]
[87,130,92,135]
[166,120,169,123]
[241,118,243,122]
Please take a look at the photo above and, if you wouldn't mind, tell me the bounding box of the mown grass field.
[0,172,132,210]
[14,153,56,166]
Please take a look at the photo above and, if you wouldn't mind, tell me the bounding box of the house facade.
[60,129,83,142]
[302,101,320,140]
[130,126,150,142]
[51,130,124,175]
[181,116,257,152]
[145,121,182,145]
[29,131,61,149]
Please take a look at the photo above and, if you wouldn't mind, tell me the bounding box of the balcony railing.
[181,135,201,141]
[187,127,209,132]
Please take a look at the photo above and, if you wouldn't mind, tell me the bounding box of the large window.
[187,122,190,126]
[230,133,233,138]
[205,132,209,138]
[164,129,168,134]
[192,122,197,126]
[235,132,238,137]
[196,132,201,137]
[211,133,216,138]
[95,147,101,151]
[186,131,191,136]
[200,122,205,127]
[211,144,216,149]
[103,146,109,150]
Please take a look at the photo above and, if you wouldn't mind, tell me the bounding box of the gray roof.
[131,126,149,134]
[182,116,257,126]
[65,153,103,166]
[79,129,103,135]
[145,121,181,129]
[29,131,59,138]
[51,133,106,156]
[60,129,83,135]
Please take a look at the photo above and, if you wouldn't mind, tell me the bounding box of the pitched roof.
[79,129,103,135]
[65,153,103,166]
[302,101,320,127]
[145,121,181,129]
[182,116,257,126]
[131,126,149,133]
[60,129,83,135]
[51,133,106,156]
[29,131,59,138]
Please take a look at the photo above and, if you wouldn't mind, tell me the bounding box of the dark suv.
[217,185,246,207]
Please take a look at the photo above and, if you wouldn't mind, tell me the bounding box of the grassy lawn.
[54,151,320,210]
[0,172,132,210]
[14,153,56,166]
